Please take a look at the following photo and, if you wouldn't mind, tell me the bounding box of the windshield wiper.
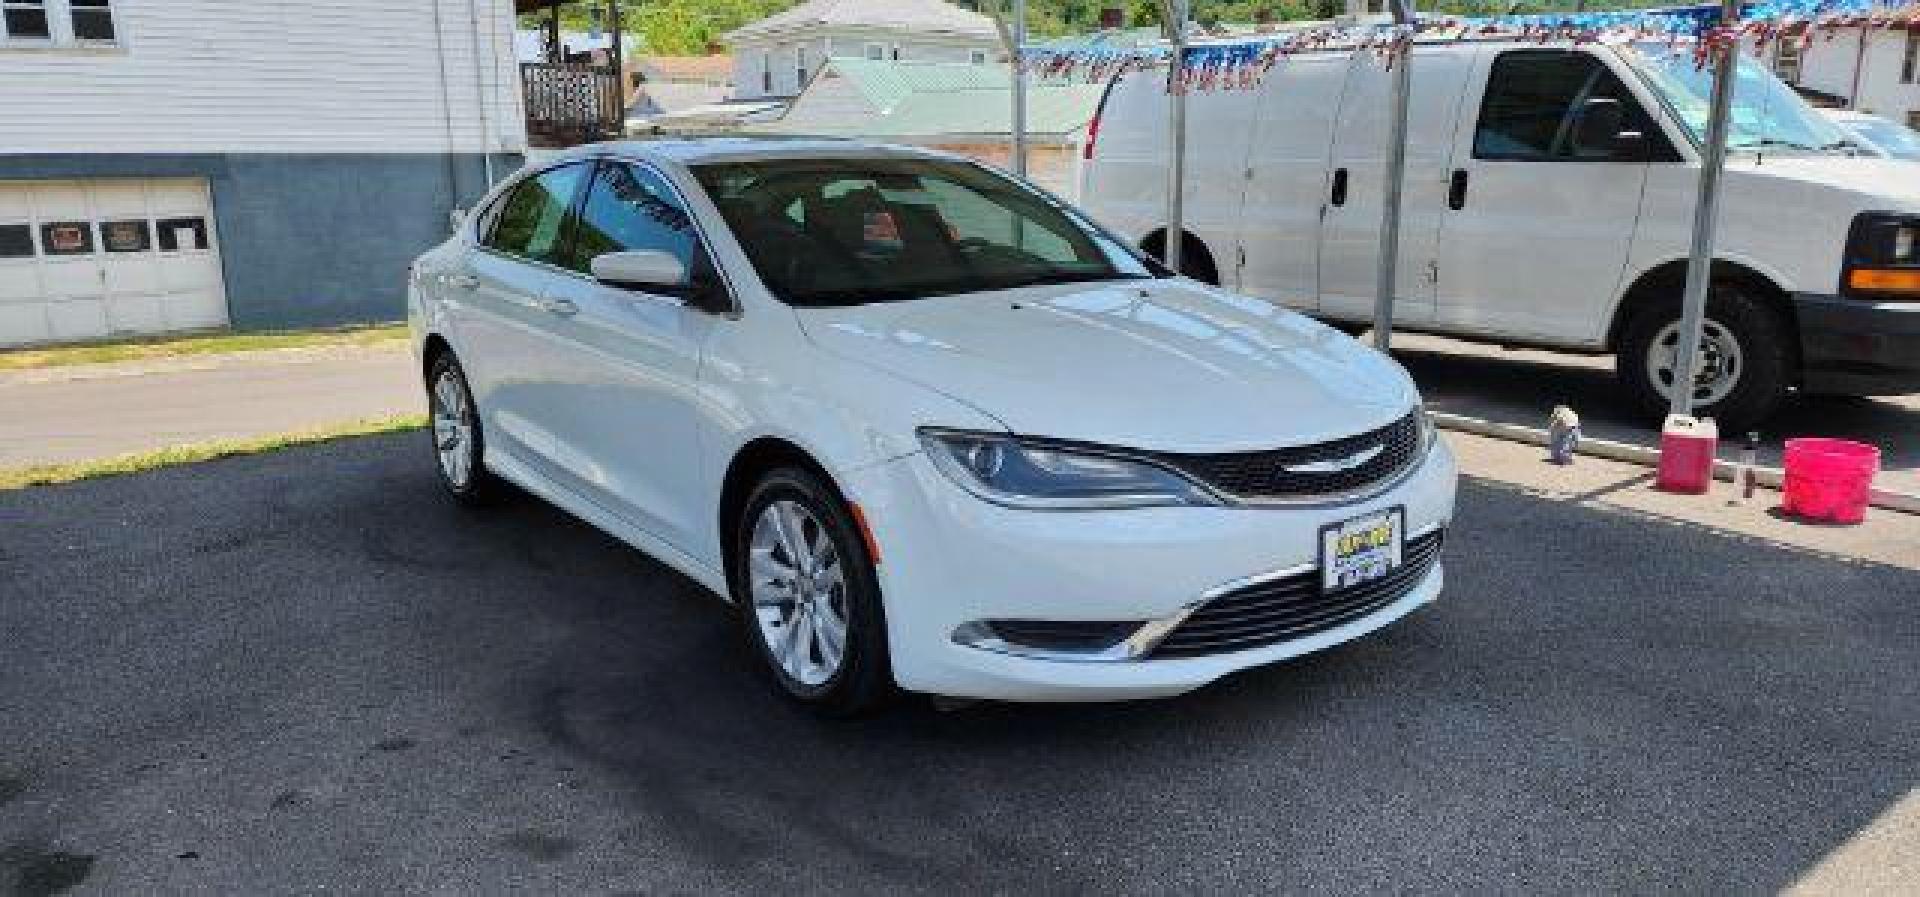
[1730,138,1816,151]
[998,271,1154,290]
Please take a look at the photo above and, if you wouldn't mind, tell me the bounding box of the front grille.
[1149,529,1444,659]
[1148,411,1424,501]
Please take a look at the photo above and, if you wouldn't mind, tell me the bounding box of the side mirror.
[1571,97,1630,158]
[591,250,689,294]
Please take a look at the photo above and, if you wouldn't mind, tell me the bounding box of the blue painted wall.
[0,152,523,330]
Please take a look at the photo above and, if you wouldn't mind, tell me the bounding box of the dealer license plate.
[1320,508,1404,593]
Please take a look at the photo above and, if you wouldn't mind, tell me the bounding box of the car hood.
[1725,156,1920,207]
[796,279,1419,453]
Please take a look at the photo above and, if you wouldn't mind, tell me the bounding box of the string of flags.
[1019,0,1920,91]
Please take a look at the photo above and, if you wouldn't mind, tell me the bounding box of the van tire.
[1616,284,1793,431]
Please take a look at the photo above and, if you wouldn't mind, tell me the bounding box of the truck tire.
[1616,283,1793,432]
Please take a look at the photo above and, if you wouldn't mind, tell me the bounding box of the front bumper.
[1794,293,1920,395]
[841,437,1458,702]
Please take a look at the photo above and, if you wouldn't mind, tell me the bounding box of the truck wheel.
[1616,284,1793,432]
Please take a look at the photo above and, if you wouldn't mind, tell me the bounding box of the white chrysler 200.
[409,139,1457,714]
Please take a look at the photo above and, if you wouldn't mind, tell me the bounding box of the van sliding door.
[1234,52,1351,311]
[1316,46,1475,326]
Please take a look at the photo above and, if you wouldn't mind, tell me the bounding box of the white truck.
[1079,38,1920,428]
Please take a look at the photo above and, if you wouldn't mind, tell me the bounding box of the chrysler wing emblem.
[1285,444,1384,474]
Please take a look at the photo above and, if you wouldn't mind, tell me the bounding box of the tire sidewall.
[1618,285,1792,430]
[731,468,892,715]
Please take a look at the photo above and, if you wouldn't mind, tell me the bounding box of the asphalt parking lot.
[3,432,1918,894]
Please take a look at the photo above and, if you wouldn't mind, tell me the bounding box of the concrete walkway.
[0,344,421,468]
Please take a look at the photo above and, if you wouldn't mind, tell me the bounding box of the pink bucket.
[1781,438,1880,525]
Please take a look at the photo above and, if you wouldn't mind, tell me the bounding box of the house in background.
[624,55,737,129]
[724,0,1003,102]
[0,0,523,346]
[1756,18,1920,129]
[752,59,1104,198]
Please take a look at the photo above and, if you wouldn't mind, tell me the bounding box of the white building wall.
[730,27,999,100]
[0,0,526,154]
[1765,27,1920,126]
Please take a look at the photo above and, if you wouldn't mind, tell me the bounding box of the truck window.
[1474,50,1664,162]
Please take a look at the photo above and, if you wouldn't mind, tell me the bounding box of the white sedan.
[409,139,1457,713]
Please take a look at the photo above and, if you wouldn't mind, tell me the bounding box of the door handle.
[1448,169,1469,211]
[536,296,578,317]
[1330,168,1349,207]
[447,274,480,290]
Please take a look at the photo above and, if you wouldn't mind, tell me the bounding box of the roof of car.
[550,136,955,168]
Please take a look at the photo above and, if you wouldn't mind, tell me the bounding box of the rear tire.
[730,467,894,716]
[1616,284,1793,432]
[427,352,507,506]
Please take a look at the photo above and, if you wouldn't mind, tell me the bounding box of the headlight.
[1843,213,1920,299]
[918,428,1219,510]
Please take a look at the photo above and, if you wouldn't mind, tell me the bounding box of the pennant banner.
[1021,0,1920,90]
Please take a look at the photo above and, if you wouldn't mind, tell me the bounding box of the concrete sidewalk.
[1392,332,1920,497]
[0,344,420,468]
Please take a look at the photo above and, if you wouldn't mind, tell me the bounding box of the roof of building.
[627,82,735,120]
[636,55,734,84]
[761,60,1104,141]
[724,0,999,44]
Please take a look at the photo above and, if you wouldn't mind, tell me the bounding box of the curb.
[1430,411,1920,517]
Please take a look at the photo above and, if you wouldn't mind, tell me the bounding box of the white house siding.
[0,0,525,155]
[0,0,528,341]
[730,30,998,100]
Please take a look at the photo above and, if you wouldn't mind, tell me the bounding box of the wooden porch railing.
[521,62,622,147]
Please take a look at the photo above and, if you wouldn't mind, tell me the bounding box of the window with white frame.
[864,42,884,61]
[761,52,771,93]
[69,0,113,42]
[969,48,988,64]
[796,46,807,86]
[2,0,51,41]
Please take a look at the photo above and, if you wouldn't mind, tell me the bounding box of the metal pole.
[1372,0,1415,351]
[1668,0,1740,418]
[1848,26,1868,110]
[1161,0,1187,274]
[1012,0,1029,177]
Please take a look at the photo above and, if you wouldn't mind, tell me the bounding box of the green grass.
[0,323,408,372]
[0,414,427,491]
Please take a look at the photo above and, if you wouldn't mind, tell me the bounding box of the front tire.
[426,352,507,505]
[1616,284,1793,432]
[730,467,894,716]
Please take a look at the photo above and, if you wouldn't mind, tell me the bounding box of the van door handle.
[1330,168,1349,207]
[536,296,578,317]
[1448,169,1469,211]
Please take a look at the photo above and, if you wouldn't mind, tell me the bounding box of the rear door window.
[486,163,591,266]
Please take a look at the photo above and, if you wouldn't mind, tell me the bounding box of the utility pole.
[1159,0,1188,275]
[1012,0,1028,176]
[1668,0,1742,418]
[1371,0,1416,351]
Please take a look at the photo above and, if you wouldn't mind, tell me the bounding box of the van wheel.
[1616,284,1792,431]
[731,467,894,716]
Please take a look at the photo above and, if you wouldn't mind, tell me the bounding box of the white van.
[1080,38,1920,428]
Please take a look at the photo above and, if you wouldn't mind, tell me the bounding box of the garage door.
[0,178,228,347]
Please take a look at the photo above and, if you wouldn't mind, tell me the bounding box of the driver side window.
[561,160,710,289]
[1475,51,1671,162]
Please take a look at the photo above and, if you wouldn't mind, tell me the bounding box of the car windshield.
[1846,117,1920,160]
[1623,42,1853,155]
[692,156,1158,307]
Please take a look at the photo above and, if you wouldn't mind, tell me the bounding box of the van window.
[1474,51,1662,162]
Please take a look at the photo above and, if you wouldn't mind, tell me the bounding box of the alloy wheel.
[431,367,475,490]
[747,499,850,688]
